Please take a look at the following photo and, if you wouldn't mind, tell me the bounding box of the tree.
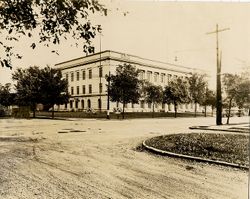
[39,66,70,118]
[0,0,107,68]
[222,73,242,124]
[200,88,216,117]
[12,66,42,117]
[163,77,189,118]
[234,79,250,116]
[143,82,163,117]
[0,83,15,108]
[12,66,69,118]
[108,64,141,119]
[188,73,207,117]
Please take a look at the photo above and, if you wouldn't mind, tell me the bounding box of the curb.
[142,140,249,170]
[189,126,249,133]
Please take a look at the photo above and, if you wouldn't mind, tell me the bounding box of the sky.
[1,0,250,90]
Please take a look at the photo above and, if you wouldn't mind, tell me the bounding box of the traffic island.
[143,133,249,170]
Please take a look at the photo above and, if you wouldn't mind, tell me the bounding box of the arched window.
[162,103,165,109]
[75,100,78,109]
[81,100,84,109]
[87,99,91,108]
[98,99,102,109]
[70,100,73,109]
[140,100,145,109]
[168,104,171,111]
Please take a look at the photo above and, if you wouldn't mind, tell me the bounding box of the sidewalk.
[190,116,249,133]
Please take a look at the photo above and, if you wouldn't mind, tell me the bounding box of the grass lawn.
[35,111,210,119]
[145,133,249,166]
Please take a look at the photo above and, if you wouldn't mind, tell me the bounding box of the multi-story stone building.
[54,50,202,113]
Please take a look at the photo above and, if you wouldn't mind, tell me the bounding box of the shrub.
[12,106,30,118]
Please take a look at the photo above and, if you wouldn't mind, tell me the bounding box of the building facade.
[54,50,202,113]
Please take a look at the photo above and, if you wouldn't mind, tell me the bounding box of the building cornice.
[55,50,203,74]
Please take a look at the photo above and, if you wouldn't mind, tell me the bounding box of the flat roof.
[55,50,206,74]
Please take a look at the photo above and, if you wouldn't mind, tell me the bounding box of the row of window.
[139,70,179,83]
[65,99,101,109]
[70,84,103,95]
[138,101,192,109]
[65,67,103,82]
[65,99,194,111]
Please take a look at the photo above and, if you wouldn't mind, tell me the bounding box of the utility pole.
[106,71,111,119]
[99,30,102,113]
[207,24,229,125]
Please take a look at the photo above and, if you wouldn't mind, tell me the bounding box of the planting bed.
[145,133,249,167]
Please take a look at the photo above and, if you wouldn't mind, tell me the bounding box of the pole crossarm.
[206,28,230,35]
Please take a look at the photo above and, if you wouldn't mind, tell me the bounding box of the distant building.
[54,50,203,113]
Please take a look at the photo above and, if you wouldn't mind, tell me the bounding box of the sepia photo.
[0,0,249,198]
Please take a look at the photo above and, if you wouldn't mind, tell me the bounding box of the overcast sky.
[1,0,249,89]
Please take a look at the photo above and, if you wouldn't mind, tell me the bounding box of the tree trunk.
[226,99,232,125]
[33,109,36,118]
[211,106,214,117]
[238,108,241,117]
[152,103,154,118]
[52,105,55,119]
[174,103,177,118]
[194,102,197,117]
[204,105,207,117]
[32,104,36,118]
[122,102,125,119]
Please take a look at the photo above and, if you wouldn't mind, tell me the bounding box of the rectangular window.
[76,71,79,81]
[147,71,152,82]
[148,102,151,109]
[71,73,74,82]
[154,72,159,82]
[89,84,92,94]
[167,74,172,83]
[161,73,165,83]
[89,69,92,79]
[140,100,145,108]
[65,74,68,81]
[99,83,102,93]
[139,71,143,80]
[76,86,79,95]
[82,70,86,80]
[139,70,145,80]
[71,87,74,95]
[99,67,103,78]
[82,85,86,94]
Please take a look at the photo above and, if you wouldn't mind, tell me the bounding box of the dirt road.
[0,117,248,199]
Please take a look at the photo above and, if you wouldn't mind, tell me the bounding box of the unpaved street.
[0,117,248,199]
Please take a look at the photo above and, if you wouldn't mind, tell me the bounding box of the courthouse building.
[54,50,202,113]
